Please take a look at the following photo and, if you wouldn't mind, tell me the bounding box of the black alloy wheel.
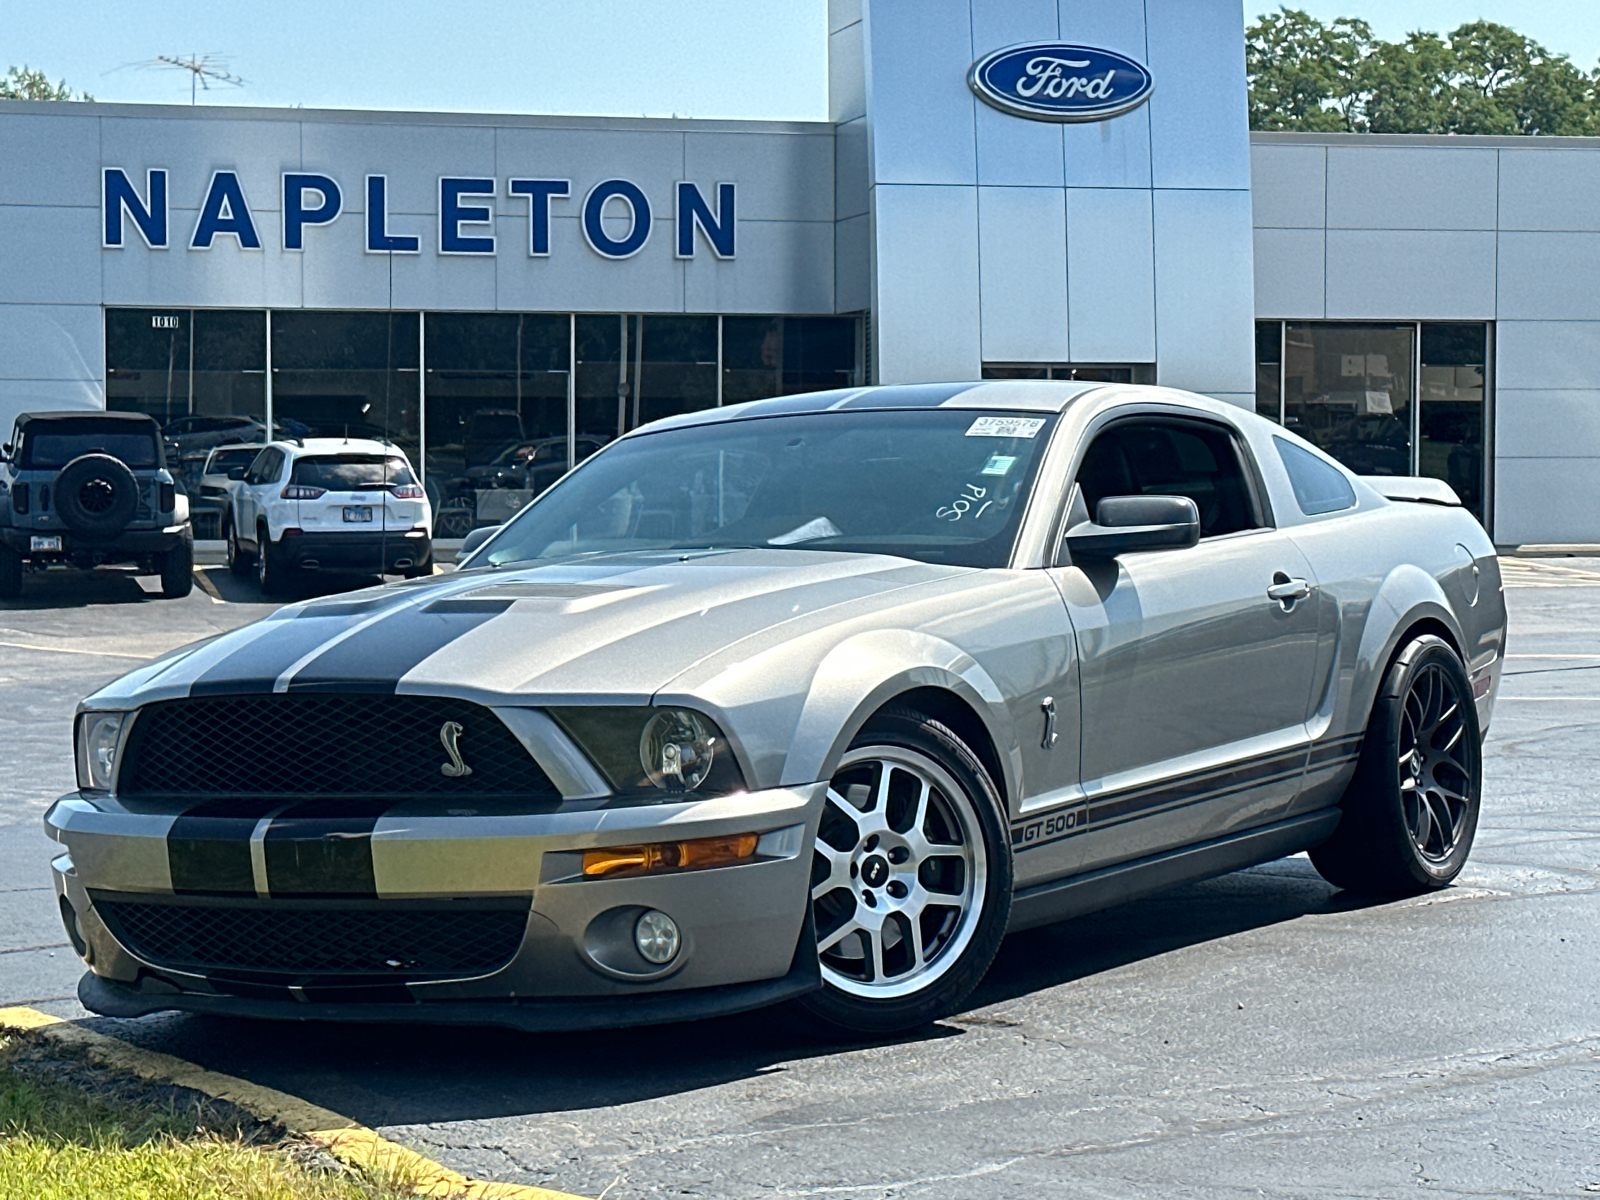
[1311,634,1482,896]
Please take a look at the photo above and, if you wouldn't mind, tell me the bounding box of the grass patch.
[0,1030,417,1200]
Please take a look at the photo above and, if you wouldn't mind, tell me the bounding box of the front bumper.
[281,530,431,573]
[47,782,825,1028]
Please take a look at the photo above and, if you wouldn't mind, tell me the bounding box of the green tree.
[0,65,91,101]
[1248,8,1600,135]
[1246,8,1372,131]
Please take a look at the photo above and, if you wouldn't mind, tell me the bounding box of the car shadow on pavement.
[77,857,1391,1130]
[0,567,164,610]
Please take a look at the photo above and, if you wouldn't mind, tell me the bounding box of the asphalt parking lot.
[2,557,1597,1198]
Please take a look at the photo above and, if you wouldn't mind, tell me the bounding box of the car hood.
[93,550,976,706]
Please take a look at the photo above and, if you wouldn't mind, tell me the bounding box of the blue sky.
[6,1,1597,120]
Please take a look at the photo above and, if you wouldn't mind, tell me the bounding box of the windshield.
[290,454,416,490]
[480,409,1055,569]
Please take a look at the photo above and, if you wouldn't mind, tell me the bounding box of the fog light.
[634,910,680,965]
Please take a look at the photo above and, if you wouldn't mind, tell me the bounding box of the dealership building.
[2,0,1598,545]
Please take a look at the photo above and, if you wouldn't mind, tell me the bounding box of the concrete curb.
[0,1006,585,1200]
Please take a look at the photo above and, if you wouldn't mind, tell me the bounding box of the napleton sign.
[101,169,738,260]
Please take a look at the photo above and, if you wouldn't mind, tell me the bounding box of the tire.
[1311,634,1482,896]
[225,518,253,577]
[256,526,293,596]
[799,708,1012,1035]
[54,454,140,541]
[158,529,194,599]
[0,545,21,600]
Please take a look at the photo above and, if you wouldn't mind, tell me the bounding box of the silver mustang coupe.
[47,382,1505,1034]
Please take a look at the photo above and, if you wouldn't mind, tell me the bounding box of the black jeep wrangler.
[0,411,194,600]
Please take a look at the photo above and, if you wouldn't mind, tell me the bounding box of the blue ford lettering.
[967,43,1154,122]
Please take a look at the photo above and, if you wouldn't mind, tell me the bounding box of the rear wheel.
[256,526,293,596]
[0,545,21,600]
[158,529,194,599]
[800,709,1011,1034]
[225,519,253,577]
[1311,634,1482,896]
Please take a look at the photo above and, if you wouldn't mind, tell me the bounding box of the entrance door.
[1049,416,1321,871]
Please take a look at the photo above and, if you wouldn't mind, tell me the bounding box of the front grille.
[122,694,556,799]
[96,898,529,979]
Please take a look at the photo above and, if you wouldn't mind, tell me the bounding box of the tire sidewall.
[801,710,1013,1034]
[1371,636,1482,888]
[160,531,194,598]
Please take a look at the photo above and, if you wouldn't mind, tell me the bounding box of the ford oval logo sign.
[968,43,1154,123]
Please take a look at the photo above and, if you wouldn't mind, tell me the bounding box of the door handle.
[1267,575,1312,604]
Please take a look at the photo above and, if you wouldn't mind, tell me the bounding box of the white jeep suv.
[224,438,432,593]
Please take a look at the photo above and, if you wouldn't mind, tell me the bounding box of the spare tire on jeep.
[55,453,140,542]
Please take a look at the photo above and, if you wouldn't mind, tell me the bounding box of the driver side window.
[1076,419,1263,539]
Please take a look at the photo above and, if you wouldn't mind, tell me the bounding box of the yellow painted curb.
[0,1006,585,1200]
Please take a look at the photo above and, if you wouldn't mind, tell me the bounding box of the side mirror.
[458,524,503,559]
[226,466,248,480]
[1062,493,1200,560]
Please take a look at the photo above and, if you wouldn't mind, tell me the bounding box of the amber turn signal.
[582,832,760,879]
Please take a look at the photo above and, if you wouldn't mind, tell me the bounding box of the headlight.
[550,706,747,797]
[75,711,127,792]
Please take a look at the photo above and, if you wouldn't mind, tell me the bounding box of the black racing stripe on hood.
[168,814,257,896]
[188,615,382,697]
[263,812,380,898]
[284,601,512,694]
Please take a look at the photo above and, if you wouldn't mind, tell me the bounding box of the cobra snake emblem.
[439,721,472,778]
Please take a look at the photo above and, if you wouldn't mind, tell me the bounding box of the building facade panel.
[1252,227,1325,319]
[1065,187,1155,364]
[1493,389,1600,458]
[683,221,837,316]
[1056,0,1152,190]
[1153,188,1256,397]
[1324,229,1496,320]
[1495,320,1600,390]
[1496,231,1600,321]
[1250,143,1325,229]
[1494,457,1600,544]
[1143,0,1252,191]
[101,116,303,215]
[860,0,978,186]
[0,304,103,382]
[1325,146,1498,230]
[684,132,835,224]
[870,183,981,382]
[1497,148,1600,232]
[977,186,1069,363]
[0,205,104,305]
[0,112,100,207]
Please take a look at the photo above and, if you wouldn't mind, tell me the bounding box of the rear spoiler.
[1362,476,1462,507]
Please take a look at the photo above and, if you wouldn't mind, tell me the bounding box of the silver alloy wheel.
[1398,661,1473,864]
[256,531,270,591]
[812,745,987,1000]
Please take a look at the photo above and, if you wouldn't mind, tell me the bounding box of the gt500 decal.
[1012,801,1088,851]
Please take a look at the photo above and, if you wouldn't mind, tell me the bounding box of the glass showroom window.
[979,363,1155,384]
[106,309,268,496]
[270,311,420,476]
[723,317,860,403]
[1257,320,1490,527]
[1419,324,1488,522]
[424,313,571,538]
[1254,321,1282,423]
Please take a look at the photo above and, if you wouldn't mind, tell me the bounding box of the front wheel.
[225,519,253,577]
[1311,634,1482,896]
[800,709,1011,1034]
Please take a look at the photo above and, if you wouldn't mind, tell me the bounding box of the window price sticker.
[966,416,1046,439]
[980,454,1018,476]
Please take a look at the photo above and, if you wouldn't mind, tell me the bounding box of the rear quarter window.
[1275,436,1357,516]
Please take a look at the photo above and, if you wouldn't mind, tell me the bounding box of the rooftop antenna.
[130,54,245,105]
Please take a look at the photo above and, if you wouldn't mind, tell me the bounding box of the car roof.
[269,437,407,458]
[635,380,1239,436]
[15,410,160,431]
[205,442,268,457]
